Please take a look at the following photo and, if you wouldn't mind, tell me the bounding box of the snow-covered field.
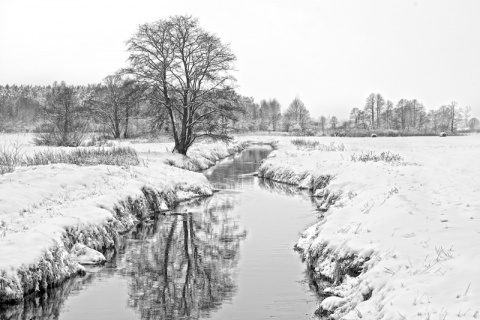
[258,135,480,319]
[2,132,479,319]
[0,133,248,302]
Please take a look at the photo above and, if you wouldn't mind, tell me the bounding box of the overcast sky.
[1,0,479,119]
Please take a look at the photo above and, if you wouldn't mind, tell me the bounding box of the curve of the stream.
[0,146,322,320]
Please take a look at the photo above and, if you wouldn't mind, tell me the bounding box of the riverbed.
[0,146,321,320]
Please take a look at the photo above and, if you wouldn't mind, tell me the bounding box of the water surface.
[0,146,320,320]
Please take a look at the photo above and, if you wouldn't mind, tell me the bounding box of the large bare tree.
[126,15,238,154]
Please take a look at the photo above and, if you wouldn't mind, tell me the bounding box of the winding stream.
[0,146,321,320]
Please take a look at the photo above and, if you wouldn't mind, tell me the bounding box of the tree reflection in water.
[125,194,246,320]
[0,272,97,320]
[204,146,272,190]
[257,177,313,199]
[0,146,277,320]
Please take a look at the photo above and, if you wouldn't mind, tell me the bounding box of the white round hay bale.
[371,133,377,138]
[439,132,447,137]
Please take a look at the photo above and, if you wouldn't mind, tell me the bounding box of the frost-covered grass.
[291,138,346,151]
[258,135,480,319]
[1,144,140,174]
[350,150,403,163]
[24,146,140,167]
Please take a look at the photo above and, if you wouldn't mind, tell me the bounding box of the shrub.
[0,143,23,174]
[351,151,403,163]
[33,122,89,147]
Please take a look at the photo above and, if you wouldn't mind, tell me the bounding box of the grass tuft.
[291,139,346,151]
[24,147,140,167]
[1,145,139,175]
[0,143,24,174]
[351,151,403,163]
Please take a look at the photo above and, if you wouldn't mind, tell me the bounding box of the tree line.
[347,93,478,135]
[1,15,478,153]
[2,84,479,144]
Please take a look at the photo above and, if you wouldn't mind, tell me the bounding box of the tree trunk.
[371,102,375,130]
[63,102,69,144]
[123,106,129,138]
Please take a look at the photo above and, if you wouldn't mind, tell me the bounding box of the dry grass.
[291,138,346,151]
[1,145,140,175]
[350,151,403,163]
[0,143,23,174]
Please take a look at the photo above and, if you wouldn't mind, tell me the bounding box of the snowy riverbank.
[0,137,248,303]
[258,135,480,319]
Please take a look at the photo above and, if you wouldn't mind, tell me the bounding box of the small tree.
[364,93,376,129]
[448,101,462,133]
[319,115,327,135]
[283,96,310,132]
[92,72,144,139]
[463,106,472,128]
[34,81,89,146]
[376,94,385,129]
[384,100,394,129]
[330,116,338,130]
[269,99,282,131]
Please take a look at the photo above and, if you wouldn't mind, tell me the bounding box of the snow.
[258,135,480,319]
[2,132,479,318]
[70,243,106,265]
[0,133,247,302]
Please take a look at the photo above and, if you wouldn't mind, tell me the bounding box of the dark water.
[0,146,320,320]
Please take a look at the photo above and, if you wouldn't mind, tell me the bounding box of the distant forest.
[1,82,478,141]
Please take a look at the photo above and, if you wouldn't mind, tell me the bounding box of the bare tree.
[330,116,338,130]
[410,99,418,129]
[384,100,394,129]
[376,94,385,129]
[395,99,408,131]
[349,108,361,128]
[269,99,282,131]
[448,101,461,132]
[319,115,327,135]
[283,96,310,132]
[126,15,238,154]
[92,72,144,139]
[34,82,89,146]
[259,99,270,130]
[364,93,376,129]
[463,106,472,128]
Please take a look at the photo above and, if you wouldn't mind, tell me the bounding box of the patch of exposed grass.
[350,151,403,163]
[24,147,140,167]
[291,138,346,151]
[1,145,140,175]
